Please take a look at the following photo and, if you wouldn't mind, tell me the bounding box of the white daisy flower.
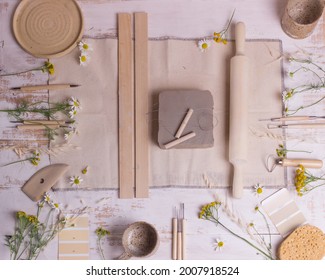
[69,109,78,119]
[68,97,81,110]
[213,238,225,252]
[78,41,93,52]
[70,175,83,187]
[254,183,264,196]
[43,192,52,203]
[198,39,211,52]
[51,202,61,212]
[79,53,91,66]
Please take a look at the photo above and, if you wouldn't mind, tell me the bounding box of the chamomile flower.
[254,183,264,196]
[213,238,225,251]
[78,41,93,52]
[79,53,90,66]
[69,108,78,119]
[43,192,52,204]
[51,202,61,212]
[198,39,211,52]
[70,175,83,187]
[68,97,81,110]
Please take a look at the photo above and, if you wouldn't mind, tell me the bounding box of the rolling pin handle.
[232,164,244,198]
[235,22,246,56]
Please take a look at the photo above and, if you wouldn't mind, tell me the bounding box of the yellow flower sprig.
[5,204,66,260]
[0,61,54,76]
[1,150,41,168]
[95,227,111,260]
[213,9,236,45]
[199,201,274,260]
[276,144,311,158]
[294,165,325,196]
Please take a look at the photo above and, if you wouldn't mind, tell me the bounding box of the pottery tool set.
[172,203,186,260]
[118,12,149,199]
[229,22,249,199]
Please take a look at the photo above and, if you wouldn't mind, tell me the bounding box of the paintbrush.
[11,84,80,91]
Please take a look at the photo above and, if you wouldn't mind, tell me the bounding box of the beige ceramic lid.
[13,0,84,58]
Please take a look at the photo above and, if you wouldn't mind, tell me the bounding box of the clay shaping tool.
[175,108,194,138]
[229,22,249,198]
[164,132,196,149]
[267,156,323,172]
[260,115,325,122]
[268,123,325,129]
[118,13,134,199]
[177,208,182,260]
[181,203,186,260]
[135,12,149,198]
[172,206,178,260]
[11,84,80,91]
[21,164,70,201]
[12,120,73,125]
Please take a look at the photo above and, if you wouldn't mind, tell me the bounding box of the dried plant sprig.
[284,55,325,115]
[213,9,236,45]
[294,164,325,196]
[0,61,54,77]
[95,227,110,260]
[199,201,274,260]
[5,203,66,260]
[1,150,41,168]
[0,97,81,121]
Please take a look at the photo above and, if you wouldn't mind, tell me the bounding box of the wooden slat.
[134,12,149,198]
[118,13,134,199]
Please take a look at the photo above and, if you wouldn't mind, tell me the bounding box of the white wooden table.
[0,0,324,260]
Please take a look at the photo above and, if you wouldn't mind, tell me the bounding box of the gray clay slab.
[158,90,214,149]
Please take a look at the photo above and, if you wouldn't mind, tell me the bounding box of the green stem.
[209,217,273,260]
[0,67,43,77]
[97,237,106,260]
[286,95,325,115]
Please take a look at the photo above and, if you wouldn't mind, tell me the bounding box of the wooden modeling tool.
[260,115,325,122]
[11,84,80,91]
[229,22,249,198]
[261,188,306,237]
[164,132,196,149]
[173,204,185,260]
[17,124,61,130]
[268,123,325,129]
[172,207,178,260]
[21,164,70,201]
[135,12,149,198]
[118,13,134,199]
[175,108,194,138]
[267,157,323,172]
[12,120,72,125]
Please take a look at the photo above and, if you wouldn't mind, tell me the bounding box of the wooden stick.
[172,217,178,260]
[11,84,79,91]
[17,124,60,130]
[164,132,196,149]
[20,120,66,125]
[175,108,194,138]
[134,12,149,198]
[118,13,134,199]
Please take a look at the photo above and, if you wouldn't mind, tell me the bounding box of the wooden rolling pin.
[229,22,249,199]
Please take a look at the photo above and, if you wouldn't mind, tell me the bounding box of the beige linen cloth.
[49,38,285,189]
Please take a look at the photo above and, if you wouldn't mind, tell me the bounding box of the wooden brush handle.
[177,231,182,260]
[281,158,323,169]
[21,84,71,91]
[181,219,186,260]
[172,218,178,260]
[22,120,65,125]
[17,124,60,130]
